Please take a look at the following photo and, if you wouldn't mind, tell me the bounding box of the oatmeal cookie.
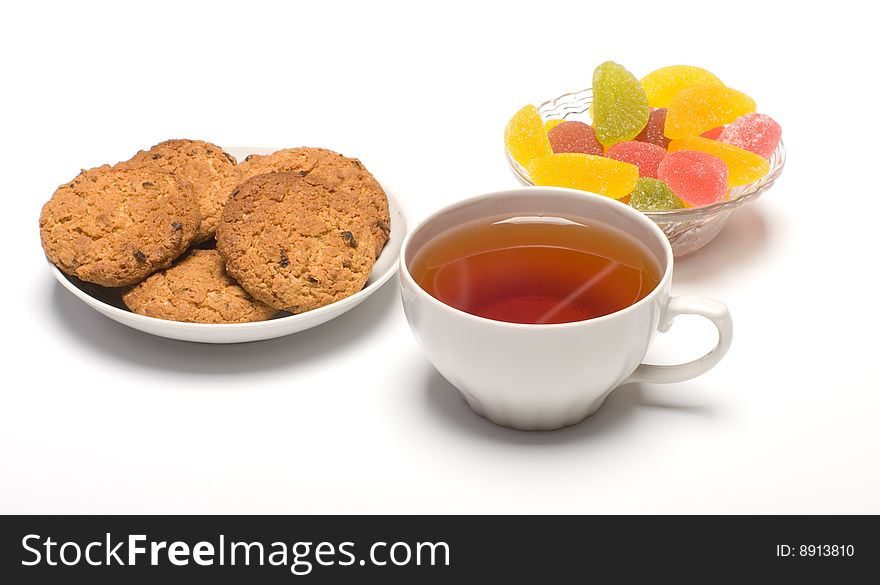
[40,164,199,287]
[216,172,376,313]
[125,139,239,241]
[238,147,390,257]
[122,249,278,323]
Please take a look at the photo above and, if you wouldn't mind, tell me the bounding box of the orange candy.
[527,153,639,199]
[665,85,756,139]
[667,137,770,187]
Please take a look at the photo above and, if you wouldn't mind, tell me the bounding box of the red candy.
[547,121,603,155]
[657,151,728,207]
[606,141,667,179]
[719,113,781,159]
[634,108,669,148]
[701,126,724,140]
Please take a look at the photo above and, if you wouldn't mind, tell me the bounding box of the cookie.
[122,249,278,323]
[216,172,377,313]
[40,164,200,287]
[125,139,239,241]
[238,147,390,257]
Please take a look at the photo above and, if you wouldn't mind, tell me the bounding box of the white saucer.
[48,146,409,343]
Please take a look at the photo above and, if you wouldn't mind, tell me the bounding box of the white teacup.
[399,187,732,431]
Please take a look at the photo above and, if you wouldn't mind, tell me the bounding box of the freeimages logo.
[21,533,450,575]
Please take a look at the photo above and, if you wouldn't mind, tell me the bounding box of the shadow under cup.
[399,187,682,431]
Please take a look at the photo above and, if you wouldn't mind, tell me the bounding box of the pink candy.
[719,113,781,159]
[657,151,728,207]
[606,141,667,179]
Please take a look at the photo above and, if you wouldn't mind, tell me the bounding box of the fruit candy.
[547,121,603,155]
[668,137,770,186]
[592,61,650,147]
[628,178,684,212]
[634,108,670,148]
[528,153,639,199]
[640,65,723,109]
[544,119,566,132]
[505,105,553,167]
[606,141,666,179]
[719,113,782,159]
[657,151,728,207]
[665,85,756,139]
[701,126,724,140]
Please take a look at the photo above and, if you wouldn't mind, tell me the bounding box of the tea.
[409,215,660,324]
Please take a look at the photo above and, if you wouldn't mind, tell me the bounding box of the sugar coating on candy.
[701,126,724,140]
[548,121,604,155]
[668,137,770,186]
[605,141,666,179]
[665,84,756,139]
[634,108,670,148]
[505,105,553,167]
[719,113,781,159]
[544,119,566,132]
[527,153,639,199]
[640,65,723,109]
[657,151,728,207]
[629,178,684,212]
[592,61,650,147]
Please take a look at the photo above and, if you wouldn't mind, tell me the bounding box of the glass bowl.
[505,88,786,256]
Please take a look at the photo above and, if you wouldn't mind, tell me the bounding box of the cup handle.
[624,295,733,385]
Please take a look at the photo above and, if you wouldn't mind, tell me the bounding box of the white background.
[2,0,878,514]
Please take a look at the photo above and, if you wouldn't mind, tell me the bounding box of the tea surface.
[409,216,660,324]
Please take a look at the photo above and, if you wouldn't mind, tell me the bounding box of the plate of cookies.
[40,141,408,343]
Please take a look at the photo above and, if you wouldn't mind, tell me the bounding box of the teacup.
[399,187,732,431]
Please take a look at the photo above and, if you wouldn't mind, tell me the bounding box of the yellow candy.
[505,105,552,167]
[640,65,723,108]
[544,119,566,132]
[667,137,770,187]
[665,84,756,138]
[527,153,639,199]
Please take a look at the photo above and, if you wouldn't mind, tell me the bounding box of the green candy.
[628,178,684,212]
[592,61,650,148]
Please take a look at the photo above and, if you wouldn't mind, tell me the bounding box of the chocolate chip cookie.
[238,147,390,257]
[40,164,200,287]
[122,249,278,323]
[216,172,376,313]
